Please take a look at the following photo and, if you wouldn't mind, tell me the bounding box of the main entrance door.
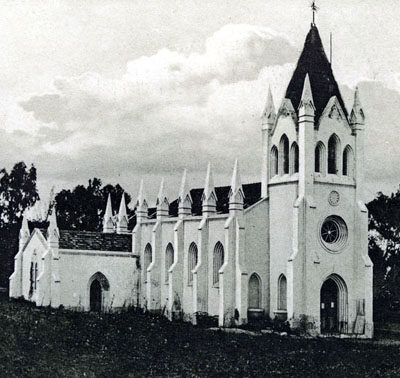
[90,279,102,312]
[320,278,339,333]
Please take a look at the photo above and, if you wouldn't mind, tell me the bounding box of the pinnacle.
[118,192,127,219]
[203,163,216,200]
[230,158,243,196]
[105,193,113,219]
[157,178,167,204]
[262,86,276,125]
[179,169,192,204]
[301,74,314,104]
[137,180,145,206]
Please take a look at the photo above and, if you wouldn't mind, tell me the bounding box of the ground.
[0,294,399,378]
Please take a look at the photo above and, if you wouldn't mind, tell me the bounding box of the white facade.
[9,24,373,337]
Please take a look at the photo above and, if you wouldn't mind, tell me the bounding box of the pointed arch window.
[165,243,174,283]
[328,135,340,174]
[144,243,152,271]
[290,142,299,174]
[342,145,354,177]
[280,134,290,174]
[315,142,326,174]
[29,254,38,295]
[270,146,278,177]
[213,242,224,286]
[34,263,38,290]
[278,274,287,311]
[188,242,198,284]
[248,273,261,309]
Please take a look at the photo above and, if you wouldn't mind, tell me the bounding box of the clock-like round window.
[320,216,348,252]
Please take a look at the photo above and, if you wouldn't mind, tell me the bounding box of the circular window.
[328,191,340,206]
[320,216,348,252]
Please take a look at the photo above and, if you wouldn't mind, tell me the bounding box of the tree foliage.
[0,162,39,227]
[367,189,400,313]
[55,178,132,231]
[0,162,39,288]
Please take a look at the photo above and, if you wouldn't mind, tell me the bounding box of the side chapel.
[9,20,373,337]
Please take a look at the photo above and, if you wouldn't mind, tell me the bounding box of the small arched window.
[144,243,152,271]
[188,242,198,284]
[213,242,224,286]
[278,274,287,311]
[280,134,290,174]
[290,142,299,174]
[248,273,261,309]
[165,243,174,283]
[328,135,340,174]
[342,145,354,177]
[270,146,278,177]
[30,254,38,294]
[34,263,38,290]
[315,142,326,174]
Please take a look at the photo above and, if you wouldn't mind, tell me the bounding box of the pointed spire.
[262,86,276,129]
[103,193,114,233]
[285,24,348,121]
[202,163,217,215]
[350,86,365,126]
[116,192,129,234]
[156,178,169,220]
[298,73,315,113]
[47,205,59,247]
[136,180,148,223]
[229,159,244,212]
[178,169,192,218]
[19,210,30,250]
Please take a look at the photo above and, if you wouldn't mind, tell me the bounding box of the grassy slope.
[1,295,399,378]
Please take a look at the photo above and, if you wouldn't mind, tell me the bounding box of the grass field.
[1,294,399,378]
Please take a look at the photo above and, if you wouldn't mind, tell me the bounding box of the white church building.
[9,23,373,337]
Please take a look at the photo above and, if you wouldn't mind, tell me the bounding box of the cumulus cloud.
[18,25,297,188]
[9,23,400,202]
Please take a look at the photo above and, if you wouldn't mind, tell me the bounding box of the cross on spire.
[311,1,318,25]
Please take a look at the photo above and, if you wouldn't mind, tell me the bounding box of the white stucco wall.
[58,249,136,310]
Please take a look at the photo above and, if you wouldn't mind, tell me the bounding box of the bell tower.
[264,17,373,336]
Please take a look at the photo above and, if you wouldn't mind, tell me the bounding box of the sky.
[1,0,400,207]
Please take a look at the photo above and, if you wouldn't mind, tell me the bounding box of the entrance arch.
[88,272,110,312]
[320,274,348,333]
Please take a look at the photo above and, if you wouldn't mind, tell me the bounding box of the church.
[9,21,373,337]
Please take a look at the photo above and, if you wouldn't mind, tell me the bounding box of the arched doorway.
[90,279,102,312]
[88,272,110,312]
[320,275,348,334]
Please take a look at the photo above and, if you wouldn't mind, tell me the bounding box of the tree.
[0,162,40,227]
[0,162,39,288]
[367,189,400,314]
[55,178,132,231]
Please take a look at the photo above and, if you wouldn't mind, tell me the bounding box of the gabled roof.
[58,230,132,252]
[34,227,132,252]
[285,24,348,122]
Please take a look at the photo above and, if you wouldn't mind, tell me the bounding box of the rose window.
[320,216,348,252]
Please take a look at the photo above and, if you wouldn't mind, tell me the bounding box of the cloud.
[7,23,400,202]
[17,25,297,184]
